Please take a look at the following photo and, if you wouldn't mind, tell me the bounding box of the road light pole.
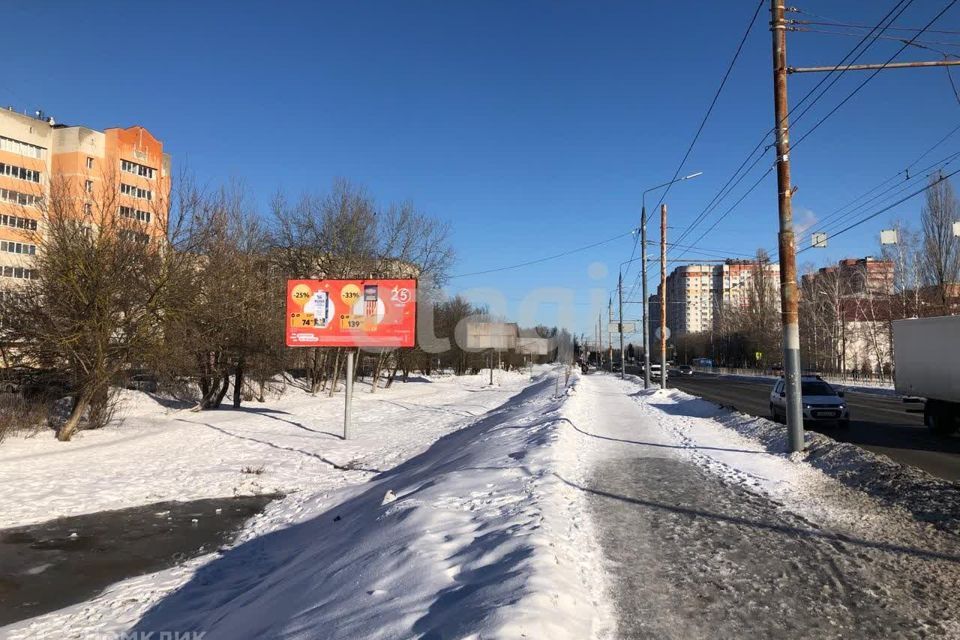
[660,203,668,391]
[618,271,625,379]
[641,171,702,389]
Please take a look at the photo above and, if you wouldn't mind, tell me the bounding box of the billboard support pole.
[344,349,354,440]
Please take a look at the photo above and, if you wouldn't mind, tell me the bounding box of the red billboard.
[286,279,417,348]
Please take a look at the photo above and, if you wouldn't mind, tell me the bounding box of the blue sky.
[6,1,959,338]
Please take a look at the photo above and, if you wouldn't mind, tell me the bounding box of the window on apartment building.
[119,229,150,244]
[0,188,39,207]
[84,203,92,216]
[0,241,37,255]
[119,205,152,223]
[86,157,94,169]
[121,183,153,201]
[120,159,155,179]
[0,163,41,183]
[0,135,45,160]
[84,180,93,193]
[1,266,38,280]
[0,214,38,231]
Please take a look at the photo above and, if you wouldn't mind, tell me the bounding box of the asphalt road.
[632,370,960,482]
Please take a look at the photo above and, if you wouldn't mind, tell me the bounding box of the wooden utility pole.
[771,0,804,452]
[660,203,668,390]
[618,271,625,380]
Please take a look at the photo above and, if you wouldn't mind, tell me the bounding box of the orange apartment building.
[653,259,781,336]
[0,107,170,284]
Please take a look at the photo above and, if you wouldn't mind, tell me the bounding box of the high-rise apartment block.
[652,260,781,336]
[0,107,169,283]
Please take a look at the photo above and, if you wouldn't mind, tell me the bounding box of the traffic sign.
[655,326,671,341]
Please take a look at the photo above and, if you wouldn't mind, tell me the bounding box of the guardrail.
[691,366,894,390]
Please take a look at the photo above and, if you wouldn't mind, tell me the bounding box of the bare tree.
[168,186,284,410]
[880,220,923,319]
[920,175,960,314]
[0,169,202,440]
[271,180,454,391]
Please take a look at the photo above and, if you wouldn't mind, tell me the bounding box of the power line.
[622,0,765,289]
[662,0,916,273]
[788,148,960,254]
[796,166,960,254]
[669,165,776,269]
[448,229,635,280]
[664,242,757,258]
[791,26,960,53]
[789,16,960,37]
[672,0,960,271]
[791,0,960,151]
[766,118,960,259]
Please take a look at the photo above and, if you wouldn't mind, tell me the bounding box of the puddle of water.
[0,494,278,627]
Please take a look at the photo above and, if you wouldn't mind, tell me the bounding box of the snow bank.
[123,372,601,639]
[650,387,960,537]
[3,367,610,639]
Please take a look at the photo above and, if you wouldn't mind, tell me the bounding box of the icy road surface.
[564,374,960,639]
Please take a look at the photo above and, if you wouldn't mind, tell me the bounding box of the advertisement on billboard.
[286,279,417,348]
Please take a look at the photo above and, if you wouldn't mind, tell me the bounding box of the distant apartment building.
[800,256,894,296]
[798,257,898,375]
[650,260,781,337]
[0,107,170,284]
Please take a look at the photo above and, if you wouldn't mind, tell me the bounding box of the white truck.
[893,316,960,436]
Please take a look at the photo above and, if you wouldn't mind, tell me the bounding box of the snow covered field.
[0,371,532,529]
[1,368,612,640]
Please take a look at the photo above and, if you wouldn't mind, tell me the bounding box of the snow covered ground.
[3,366,958,639]
[1,368,613,640]
[0,371,527,529]
[564,373,960,639]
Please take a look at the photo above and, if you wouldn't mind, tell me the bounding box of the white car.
[769,376,849,428]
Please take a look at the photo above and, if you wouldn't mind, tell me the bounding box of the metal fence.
[691,366,894,389]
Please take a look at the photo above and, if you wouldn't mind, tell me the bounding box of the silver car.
[769,376,850,427]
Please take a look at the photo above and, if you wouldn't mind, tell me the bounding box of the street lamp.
[640,171,702,389]
[617,256,645,380]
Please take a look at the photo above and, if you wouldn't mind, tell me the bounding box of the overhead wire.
[789,14,960,37]
[764,1,960,258]
[789,26,960,52]
[796,166,960,254]
[621,0,765,293]
[658,0,918,276]
[790,0,959,151]
[787,148,960,253]
[448,229,635,280]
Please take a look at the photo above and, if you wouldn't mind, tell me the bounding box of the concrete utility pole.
[660,203,668,391]
[596,314,601,368]
[618,271,625,379]
[608,297,614,372]
[771,0,804,452]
